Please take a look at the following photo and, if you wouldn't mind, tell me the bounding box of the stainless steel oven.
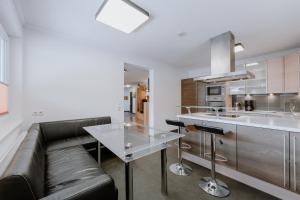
[206,84,226,102]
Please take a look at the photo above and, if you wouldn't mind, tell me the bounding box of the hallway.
[124,112,144,124]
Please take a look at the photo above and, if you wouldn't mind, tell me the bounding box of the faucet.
[186,106,192,115]
[210,107,220,117]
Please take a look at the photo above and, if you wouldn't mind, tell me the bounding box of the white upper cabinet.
[230,51,300,95]
[284,53,300,93]
[235,63,246,71]
[229,61,268,95]
[245,61,267,94]
[228,80,246,95]
[267,57,284,93]
[228,63,246,95]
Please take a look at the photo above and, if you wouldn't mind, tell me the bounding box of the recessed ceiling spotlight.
[234,43,245,53]
[95,0,150,34]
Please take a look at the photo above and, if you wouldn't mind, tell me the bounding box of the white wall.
[23,29,124,126]
[181,65,210,79]
[23,28,181,130]
[0,0,24,175]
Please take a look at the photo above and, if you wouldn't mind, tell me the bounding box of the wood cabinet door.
[181,79,197,114]
[284,53,300,93]
[267,57,284,93]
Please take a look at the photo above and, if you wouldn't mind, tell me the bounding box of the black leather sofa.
[0,116,118,200]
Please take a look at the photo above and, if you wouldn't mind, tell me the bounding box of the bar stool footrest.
[174,141,192,150]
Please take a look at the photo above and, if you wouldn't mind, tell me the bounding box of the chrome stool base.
[169,163,192,176]
[198,177,230,197]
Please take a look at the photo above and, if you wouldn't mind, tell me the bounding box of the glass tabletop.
[84,122,183,162]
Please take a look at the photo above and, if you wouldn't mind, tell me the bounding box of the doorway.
[124,63,150,125]
[129,92,133,113]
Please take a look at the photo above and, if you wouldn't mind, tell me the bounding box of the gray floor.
[102,146,279,200]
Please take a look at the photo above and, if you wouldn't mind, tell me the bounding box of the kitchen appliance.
[207,101,225,108]
[244,100,255,111]
[206,84,226,110]
[194,31,254,83]
[206,84,225,102]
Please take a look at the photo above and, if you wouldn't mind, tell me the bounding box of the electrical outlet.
[32,111,44,117]
[38,111,44,116]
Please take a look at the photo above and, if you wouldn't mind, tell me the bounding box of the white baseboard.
[182,152,300,200]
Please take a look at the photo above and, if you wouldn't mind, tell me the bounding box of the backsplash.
[232,94,300,112]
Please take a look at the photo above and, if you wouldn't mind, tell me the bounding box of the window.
[0,24,9,115]
[0,84,8,114]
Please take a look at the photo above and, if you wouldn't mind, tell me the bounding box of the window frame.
[0,24,9,115]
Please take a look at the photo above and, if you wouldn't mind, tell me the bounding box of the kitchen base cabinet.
[179,119,237,170]
[180,119,204,157]
[237,126,289,188]
[181,131,203,157]
[290,132,300,194]
[202,121,237,169]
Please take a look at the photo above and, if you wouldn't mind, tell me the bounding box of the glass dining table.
[84,122,183,200]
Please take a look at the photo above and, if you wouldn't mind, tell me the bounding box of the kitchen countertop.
[177,112,300,133]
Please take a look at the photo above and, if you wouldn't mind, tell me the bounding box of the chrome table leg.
[161,148,168,195]
[98,142,101,166]
[125,162,133,200]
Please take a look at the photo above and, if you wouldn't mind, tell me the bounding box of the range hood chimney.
[194,31,254,83]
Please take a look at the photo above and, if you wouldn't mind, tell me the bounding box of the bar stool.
[194,124,230,197]
[166,119,192,176]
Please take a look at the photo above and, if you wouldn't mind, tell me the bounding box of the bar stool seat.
[166,119,192,176]
[194,124,230,198]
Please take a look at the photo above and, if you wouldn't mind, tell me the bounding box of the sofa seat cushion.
[47,135,96,152]
[46,145,104,194]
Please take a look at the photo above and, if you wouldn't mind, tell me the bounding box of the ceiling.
[15,0,300,68]
[124,64,148,85]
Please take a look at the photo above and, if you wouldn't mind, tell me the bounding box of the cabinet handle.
[283,135,286,188]
[204,132,206,156]
[294,136,297,191]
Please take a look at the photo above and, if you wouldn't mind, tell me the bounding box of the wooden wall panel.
[181,79,197,114]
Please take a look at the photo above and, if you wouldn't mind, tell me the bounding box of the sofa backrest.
[40,116,111,143]
[0,124,46,200]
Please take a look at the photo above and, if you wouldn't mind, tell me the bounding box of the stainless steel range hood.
[194,31,254,83]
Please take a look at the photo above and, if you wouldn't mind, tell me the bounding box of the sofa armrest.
[39,175,117,200]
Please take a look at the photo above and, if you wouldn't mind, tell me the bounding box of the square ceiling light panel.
[96,0,150,33]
